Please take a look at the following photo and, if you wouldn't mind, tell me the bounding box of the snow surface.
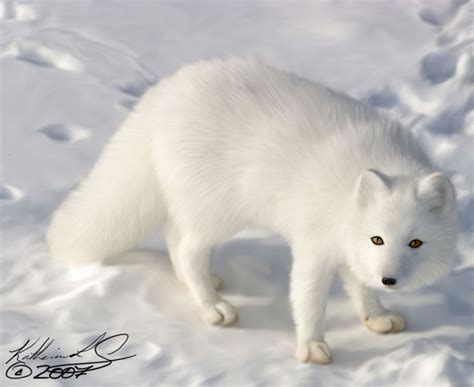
[1,0,473,386]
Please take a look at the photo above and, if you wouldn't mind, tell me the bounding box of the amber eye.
[371,236,384,245]
[409,239,423,248]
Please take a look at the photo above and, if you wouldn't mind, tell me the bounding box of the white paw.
[210,273,223,289]
[296,341,332,365]
[364,312,406,334]
[203,300,237,326]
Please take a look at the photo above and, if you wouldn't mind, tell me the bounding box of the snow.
[1,0,473,386]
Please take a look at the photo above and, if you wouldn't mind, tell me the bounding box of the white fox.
[47,58,458,364]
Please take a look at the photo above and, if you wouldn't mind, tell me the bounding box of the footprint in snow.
[418,0,467,26]
[119,96,138,110]
[366,87,399,109]
[118,78,150,98]
[420,50,458,84]
[117,76,156,109]
[427,93,474,135]
[0,184,24,203]
[421,47,472,85]
[3,41,83,72]
[37,124,90,144]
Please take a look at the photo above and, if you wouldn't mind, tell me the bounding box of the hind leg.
[165,220,185,283]
[165,221,222,289]
[178,234,236,326]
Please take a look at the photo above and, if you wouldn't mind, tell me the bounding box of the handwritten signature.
[5,332,136,380]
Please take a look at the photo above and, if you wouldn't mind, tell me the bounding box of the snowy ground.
[1,1,473,386]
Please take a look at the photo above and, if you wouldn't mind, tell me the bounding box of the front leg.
[290,243,335,365]
[339,264,405,334]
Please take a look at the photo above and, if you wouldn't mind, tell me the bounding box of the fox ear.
[354,169,392,207]
[417,172,456,214]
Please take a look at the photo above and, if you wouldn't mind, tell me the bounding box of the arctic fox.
[47,58,458,364]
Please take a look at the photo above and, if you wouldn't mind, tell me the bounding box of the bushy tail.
[47,111,165,264]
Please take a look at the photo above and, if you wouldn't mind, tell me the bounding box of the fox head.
[346,169,458,291]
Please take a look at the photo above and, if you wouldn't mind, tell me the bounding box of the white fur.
[47,58,458,364]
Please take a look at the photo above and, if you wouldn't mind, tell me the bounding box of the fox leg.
[339,264,405,334]
[290,242,335,365]
[164,220,185,283]
[178,234,234,325]
[165,221,222,289]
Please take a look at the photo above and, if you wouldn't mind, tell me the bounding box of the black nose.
[382,277,397,286]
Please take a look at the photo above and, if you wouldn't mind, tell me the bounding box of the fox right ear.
[354,169,392,207]
[417,172,456,215]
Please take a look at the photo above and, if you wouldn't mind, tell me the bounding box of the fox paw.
[296,341,332,365]
[364,312,406,334]
[203,300,237,326]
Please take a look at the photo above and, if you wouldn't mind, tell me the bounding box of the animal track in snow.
[418,0,467,26]
[118,78,150,98]
[0,1,36,21]
[119,96,138,110]
[37,124,90,144]
[3,28,157,105]
[427,106,465,135]
[117,77,153,109]
[420,50,458,84]
[0,184,24,203]
[3,41,83,72]
[367,87,399,109]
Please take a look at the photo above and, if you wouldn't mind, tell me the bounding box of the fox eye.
[409,239,423,248]
[371,236,384,245]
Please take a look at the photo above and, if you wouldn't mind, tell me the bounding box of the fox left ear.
[354,169,392,207]
[417,173,456,214]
